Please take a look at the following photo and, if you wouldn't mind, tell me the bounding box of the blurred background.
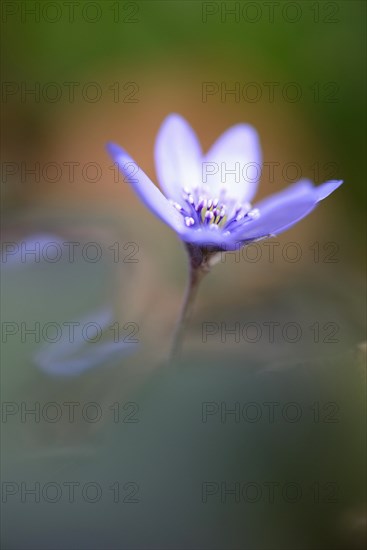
[1,1,366,549]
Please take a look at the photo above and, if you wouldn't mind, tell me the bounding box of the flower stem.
[169,265,206,361]
[168,244,213,362]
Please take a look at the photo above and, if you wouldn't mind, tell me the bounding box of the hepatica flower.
[107,114,343,358]
[108,114,342,253]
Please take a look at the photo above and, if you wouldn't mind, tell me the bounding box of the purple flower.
[107,114,343,252]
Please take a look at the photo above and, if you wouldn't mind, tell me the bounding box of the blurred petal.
[203,124,262,203]
[34,308,137,377]
[107,143,185,233]
[1,234,64,270]
[154,113,202,202]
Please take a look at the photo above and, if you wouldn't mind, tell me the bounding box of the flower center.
[170,187,260,232]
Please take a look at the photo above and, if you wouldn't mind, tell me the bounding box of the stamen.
[195,198,206,212]
[170,201,183,212]
[184,216,195,227]
[204,211,214,224]
[247,208,260,219]
[218,215,227,227]
[179,187,257,233]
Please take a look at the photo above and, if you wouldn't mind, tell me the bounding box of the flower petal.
[107,142,185,233]
[313,179,343,202]
[248,179,314,211]
[178,227,239,251]
[154,113,202,203]
[203,124,262,203]
[232,181,316,241]
[236,200,316,242]
[232,179,343,242]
